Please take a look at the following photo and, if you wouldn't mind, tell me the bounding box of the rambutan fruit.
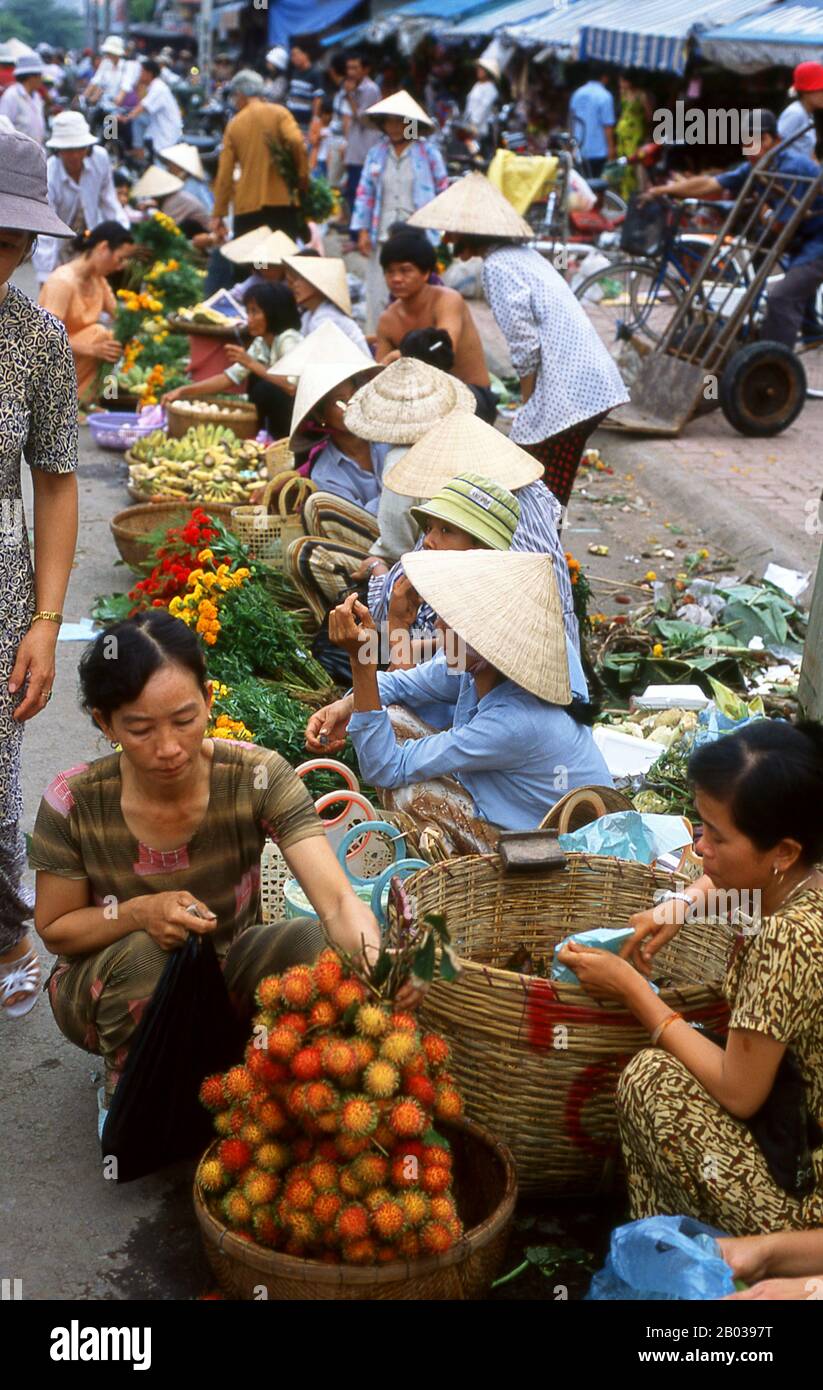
[390,1154,420,1189]
[399,1190,430,1228]
[403,1073,436,1107]
[267,1024,302,1061]
[422,1137,452,1167]
[308,1159,338,1193]
[377,1245,398,1264]
[313,1191,343,1228]
[256,1140,291,1173]
[342,1237,378,1266]
[198,1157,228,1193]
[198,1074,226,1112]
[246,1050,283,1089]
[285,1082,310,1118]
[422,1033,451,1069]
[364,1186,393,1213]
[292,1136,314,1163]
[371,1199,407,1241]
[355,1003,390,1039]
[335,1134,371,1161]
[321,1039,357,1080]
[221,1190,252,1228]
[308,999,338,1029]
[396,1229,420,1259]
[224,1107,245,1135]
[388,1098,427,1138]
[251,1205,280,1248]
[372,1121,395,1150]
[421,1165,451,1195]
[351,1152,389,1189]
[339,1165,364,1199]
[239,1121,266,1148]
[434,1084,463,1122]
[304,1080,338,1117]
[429,1194,458,1223]
[340,1095,378,1138]
[333,978,367,1012]
[379,1031,419,1067]
[285,1210,319,1246]
[349,1037,377,1070]
[223,1065,254,1102]
[315,1110,340,1135]
[280,965,316,1010]
[213,1109,234,1137]
[363,1059,400,1100]
[279,1011,308,1035]
[217,1137,253,1174]
[290,1044,323,1081]
[284,1174,315,1211]
[401,1049,428,1075]
[420,1220,454,1255]
[254,975,281,1011]
[444,1215,463,1241]
[243,1169,279,1206]
[252,1097,288,1135]
[313,948,344,996]
[336,1203,370,1242]
[390,1012,419,1035]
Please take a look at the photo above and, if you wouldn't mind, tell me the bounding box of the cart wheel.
[719,341,806,436]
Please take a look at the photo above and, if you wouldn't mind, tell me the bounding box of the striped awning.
[578,0,773,74]
[700,2,823,72]
[442,0,565,39]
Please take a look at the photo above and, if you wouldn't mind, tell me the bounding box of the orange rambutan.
[222,1190,252,1228]
[251,1096,288,1134]
[421,1165,451,1195]
[284,1173,315,1211]
[333,978,367,1012]
[429,1194,458,1223]
[239,1120,266,1148]
[371,1199,406,1241]
[351,1152,389,1189]
[217,1137,252,1173]
[245,1049,283,1089]
[403,1073,436,1106]
[304,1080,338,1116]
[355,1003,390,1039]
[335,1134,371,1160]
[342,1237,378,1266]
[251,1205,280,1247]
[267,1024,302,1061]
[198,1157,228,1193]
[308,998,338,1029]
[285,1082,310,1118]
[422,1137,452,1167]
[396,1229,420,1259]
[379,1031,418,1067]
[422,1033,451,1069]
[285,1210,319,1246]
[313,1191,343,1228]
[363,1059,401,1099]
[420,1220,454,1254]
[340,1095,378,1138]
[388,1097,427,1138]
[256,1140,291,1173]
[364,1186,393,1213]
[399,1190,430,1228]
[434,1084,463,1122]
[280,965,316,1010]
[223,1065,254,1102]
[315,1110,340,1135]
[350,1037,377,1070]
[335,1203,370,1242]
[321,1039,357,1080]
[243,1169,279,1206]
[390,1012,418,1034]
[290,1044,323,1080]
[308,1158,338,1192]
[279,1011,308,1035]
[254,975,281,1011]
[339,1165,364,1198]
[390,1153,420,1189]
[401,1049,428,1075]
[198,1074,226,1112]
[313,948,344,996]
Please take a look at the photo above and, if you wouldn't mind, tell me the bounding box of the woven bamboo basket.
[110,502,236,572]
[166,395,258,440]
[264,437,295,478]
[412,852,734,1196]
[194,1117,516,1300]
[230,474,315,568]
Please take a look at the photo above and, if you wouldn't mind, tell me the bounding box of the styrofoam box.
[593,727,667,777]
[634,684,710,711]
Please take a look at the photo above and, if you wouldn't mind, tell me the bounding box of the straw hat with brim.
[0,130,74,237]
[283,254,352,315]
[402,549,571,705]
[132,165,183,200]
[410,472,520,551]
[219,225,273,264]
[477,56,501,81]
[344,357,475,444]
[289,359,382,449]
[159,142,207,181]
[384,410,541,497]
[364,89,434,132]
[251,228,298,267]
[407,171,532,239]
[269,320,374,381]
[46,111,98,149]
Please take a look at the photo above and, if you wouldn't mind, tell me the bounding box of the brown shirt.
[29,740,325,958]
[212,99,308,218]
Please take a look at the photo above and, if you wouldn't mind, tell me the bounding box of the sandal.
[0,948,42,1019]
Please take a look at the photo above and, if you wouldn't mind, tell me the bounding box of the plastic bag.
[101,934,245,1183]
[586,1216,736,1300]
[558,810,691,864]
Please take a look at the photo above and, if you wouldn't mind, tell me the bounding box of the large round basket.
[166,395,259,440]
[194,1117,516,1300]
[167,315,247,340]
[110,502,236,572]
[411,852,734,1196]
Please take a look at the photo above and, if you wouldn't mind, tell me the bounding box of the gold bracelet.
[31,611,63,626]
[651,1011,684,1047]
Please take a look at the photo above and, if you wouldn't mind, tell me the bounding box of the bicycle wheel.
[573,258,685,367]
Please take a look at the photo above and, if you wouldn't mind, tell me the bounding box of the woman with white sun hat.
[32,110,129,284]
[158,141,215,213]
[283,252,370,354]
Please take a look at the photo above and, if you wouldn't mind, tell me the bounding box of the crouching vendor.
[309,549,611,855]
[28,611,382,1132]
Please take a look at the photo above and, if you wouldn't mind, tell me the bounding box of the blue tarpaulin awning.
[578,0,774,74]
[700,1,823,71]
[267,0,364,48]
[442,0,568,40]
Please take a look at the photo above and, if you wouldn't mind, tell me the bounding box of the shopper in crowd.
[615,72,649,197]
[81,34,126,109]
[158,141,215,214]
[342,51,382,231]
[32,111,129,284]
[0,55,47,143]
[211,70,307,242]
[569,70,616,177]
[350,89,448,332]
[39,220,135,405]
[0,130,78,1021]
[264,45,290,105]
[118,57,183,158]
[287,39,325,131]
[463,56,500,152]
[778,61,823,161]
[283,251,370,353]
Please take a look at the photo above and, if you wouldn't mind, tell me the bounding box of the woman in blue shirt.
[314,548,611,855]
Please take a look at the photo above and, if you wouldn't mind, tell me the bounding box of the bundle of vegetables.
[196,925,466,1263]
[128,426,266,502]
[268,140,335,223]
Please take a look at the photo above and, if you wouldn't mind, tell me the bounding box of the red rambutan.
[217,1137,253,1173]
[284,1174,315,1211]
[267,1024,302,1061]
[198,1157,228,1193]
[280,965,316,1010]
[390,1153,420,1189]
[390,1012,418,1035]
[290,1044,323,1081]
[421,1165,451,1195]
[403,1073,436,1106]
[321,1039,357,1080]
[355,1003,390,1039]
[429,1194,458,1223]
[308,1159,338,1192]
[342,1237,378,1266]
[313,948,344,996]
[379,1031,419,1067]
[278,1011,308,1035]
[422,1033,451,1069]
[420,1220,454,1255]
[313,1191,343,1228]
[371,1199,407,1241]
[335,1203,370,1242]
[308,999,338,1029]
[251,1097,288,1134]
[401,1049,428,1075]
[251,1205,280,1248]
[254,975,281,1011]
[340,1095,378,1138]
[422,1138,452,1168]
[245,1050,283,1089]
[433,1084,463,1122]
[304,1080,338,1116]
[388,1097,427,1138]
[332,978,367,1012]
[198,1074,226,1112]
[349,1038,377,1070]
[221,1190,252,1228]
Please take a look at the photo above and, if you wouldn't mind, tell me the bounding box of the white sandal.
[0,949,42,1020]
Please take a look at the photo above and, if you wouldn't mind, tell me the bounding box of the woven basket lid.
[403,549,571,705]
[269,320,373,381]
[251,228,298,267]
[289,359,381,448]
[540,786,634,833]
[408,171,532,239]
[219,225,273,264]
[383,410,541,497]
[283,254,352,315]
[344,358,475,444]
[132,165,183,200]
[158,142,207,181]
[364,88,434,131]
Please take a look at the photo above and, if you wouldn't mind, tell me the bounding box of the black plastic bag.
[101,934,245,1183]
[620,194,669,256]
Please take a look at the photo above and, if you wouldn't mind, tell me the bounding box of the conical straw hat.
[219,225,274,264]
[289,359,381,448]
[283,255,352,315]
[132,165,183,200]
[383,410,541,497]
[407,171,532,239]
[402,549,571,705]
[158,142,207,181]
[364,88,434,132]
[251,228,298,267]
[268,320,373,380]
[344,358,475,444]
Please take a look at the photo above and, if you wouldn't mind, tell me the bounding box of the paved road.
[4,267,820,1301]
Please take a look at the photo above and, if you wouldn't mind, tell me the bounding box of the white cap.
[101,35,125,58]
[266,46,289,72]
[46,111,98,150]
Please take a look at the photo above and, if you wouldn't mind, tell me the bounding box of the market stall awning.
[700,1,823,72]
[500,0,657,60]
[578,0,772,74]
[441,0,565,40]
[266,0,365,47]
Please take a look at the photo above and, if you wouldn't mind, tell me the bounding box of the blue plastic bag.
[585,1216,735,1300]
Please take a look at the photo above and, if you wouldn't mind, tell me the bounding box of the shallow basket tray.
[166,395,259,440]
[110,501,236,572]
[194,1117,516,1300]
[411,851,734,1196]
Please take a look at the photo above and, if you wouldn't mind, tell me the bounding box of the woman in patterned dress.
[557,719,823,1236]
[0,129,79,1018]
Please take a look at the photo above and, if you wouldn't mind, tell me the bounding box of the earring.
[772,864,785,885]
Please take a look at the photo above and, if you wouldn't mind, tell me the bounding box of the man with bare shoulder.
[374,229,497,423]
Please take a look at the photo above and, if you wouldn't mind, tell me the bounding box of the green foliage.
[0,0,82,47]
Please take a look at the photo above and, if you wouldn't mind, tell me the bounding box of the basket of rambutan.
[192,906,517,1299]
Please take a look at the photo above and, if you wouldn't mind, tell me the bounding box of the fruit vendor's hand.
[305,693,354,753]
[716,1233,778,1287]
[329,592,378,661]
[620,895,695,975]
[724,1277,823,1301]
[131,891,217,951]
[554,941,639,1001]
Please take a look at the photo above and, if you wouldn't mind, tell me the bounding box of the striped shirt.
[28,741,324,959]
